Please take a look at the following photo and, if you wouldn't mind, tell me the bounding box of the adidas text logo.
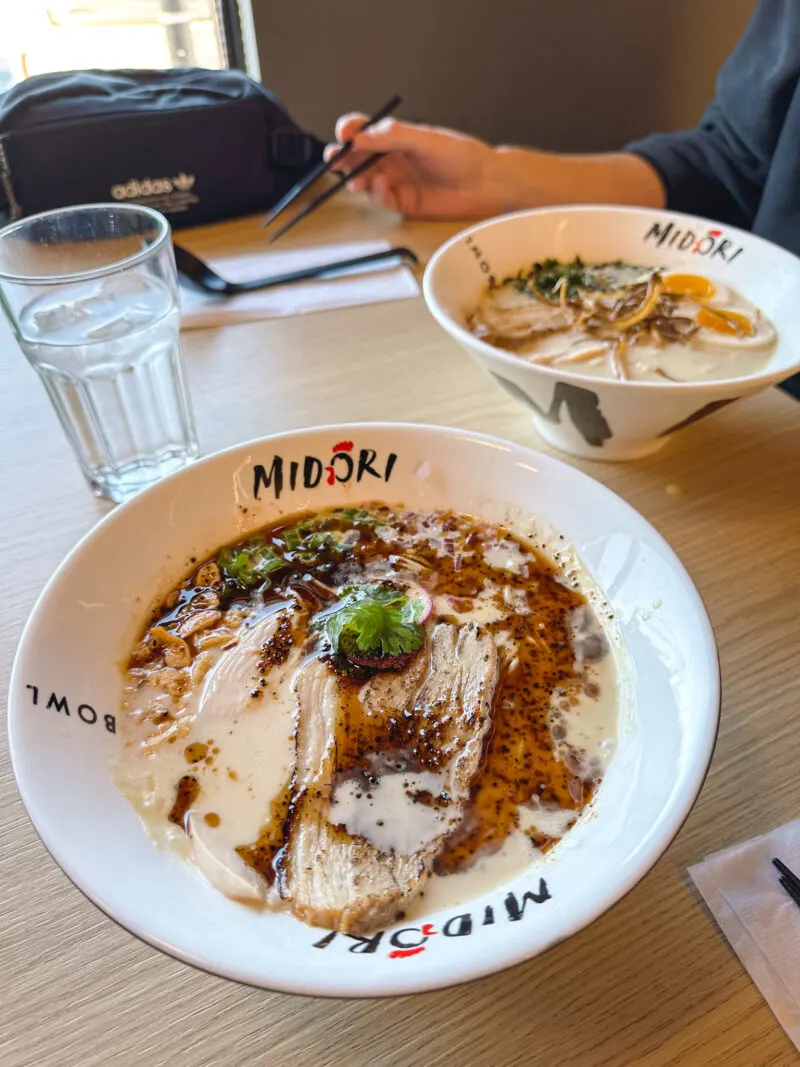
[111,173,196,200]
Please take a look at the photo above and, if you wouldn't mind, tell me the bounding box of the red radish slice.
[400,577,433,621]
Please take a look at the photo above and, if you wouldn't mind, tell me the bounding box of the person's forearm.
[486,146,666,212]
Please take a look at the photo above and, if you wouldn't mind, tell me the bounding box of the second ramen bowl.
[423,205,800,460]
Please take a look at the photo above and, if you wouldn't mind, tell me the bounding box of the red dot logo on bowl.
[388,946,426,959]
[387,922,437,958]
[332,440,354,453]
[692,228,724,253]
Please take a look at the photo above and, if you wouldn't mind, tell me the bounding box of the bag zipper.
[0,95,265,142]
[2,100,319,169]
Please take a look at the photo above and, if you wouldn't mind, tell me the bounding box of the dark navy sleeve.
[625,0,800,228]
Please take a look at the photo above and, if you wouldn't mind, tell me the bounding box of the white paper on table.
[689,818,800,1052]
[178,239,419,330]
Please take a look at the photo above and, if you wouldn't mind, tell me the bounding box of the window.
[0,1,257,90]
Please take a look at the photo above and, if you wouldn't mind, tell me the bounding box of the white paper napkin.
[177,239,419,330]
[689,819,800,1050]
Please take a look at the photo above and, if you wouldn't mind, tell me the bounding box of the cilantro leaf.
[314,584,426,660]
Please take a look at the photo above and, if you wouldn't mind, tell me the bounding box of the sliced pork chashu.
[282,622,499,934]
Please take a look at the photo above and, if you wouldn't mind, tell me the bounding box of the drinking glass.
[0,203,198,503]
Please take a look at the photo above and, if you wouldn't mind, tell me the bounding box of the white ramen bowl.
[423,206,800,460]
[9,423,719,996]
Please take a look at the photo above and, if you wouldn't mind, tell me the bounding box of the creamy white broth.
[115,505,623,931]
[115,604,300,904]
[469,261,777,383]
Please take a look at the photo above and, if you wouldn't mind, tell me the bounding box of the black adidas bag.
[0,68,324,229]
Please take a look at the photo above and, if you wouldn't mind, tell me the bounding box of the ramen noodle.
[468,258,777,382]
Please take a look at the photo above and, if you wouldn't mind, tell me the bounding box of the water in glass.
[18,271,197,502]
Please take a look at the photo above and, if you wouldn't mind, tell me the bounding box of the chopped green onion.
[217,538,285,591]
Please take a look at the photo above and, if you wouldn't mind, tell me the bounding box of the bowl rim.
[422,203,800,393]
[8,421,722,996]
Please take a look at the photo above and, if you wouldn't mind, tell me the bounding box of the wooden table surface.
[2,198,800,1067]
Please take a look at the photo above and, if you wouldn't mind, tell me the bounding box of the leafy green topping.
[333,507,381,525]
[214,508,386,597]
[217,536,284,591]
[276,509,383,566]
[314,584,426,659]
[500,257,649,301]
[531,256,593,300]
[275,522,335,565]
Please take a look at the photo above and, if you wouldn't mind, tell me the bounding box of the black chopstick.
[772,857,800,908]
[267,154,383,245]
[261,94,401,230]
[779,876,800,908]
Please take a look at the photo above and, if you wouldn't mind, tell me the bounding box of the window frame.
[216,0,260,79]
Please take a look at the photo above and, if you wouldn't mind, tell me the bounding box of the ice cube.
[33,300,90,335]
[75,281,115,314]
[123,303,157,328]
[75,276,148,318]
[87,315,135,341]
[86,302,157,339]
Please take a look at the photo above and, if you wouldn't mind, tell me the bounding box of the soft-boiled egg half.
[664,273,776,350]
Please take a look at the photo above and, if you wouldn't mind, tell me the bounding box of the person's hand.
[324,114,508,220]
[324,114,666,219]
